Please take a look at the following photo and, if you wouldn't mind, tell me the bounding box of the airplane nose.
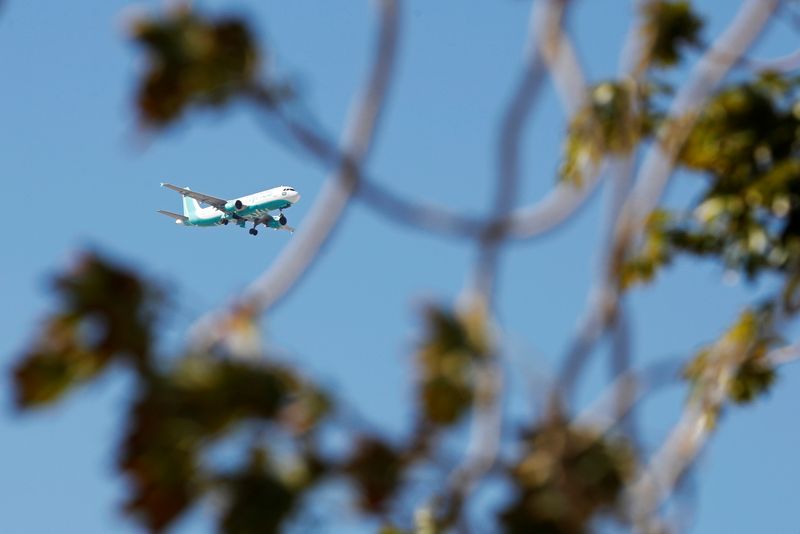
[290,191,301,203]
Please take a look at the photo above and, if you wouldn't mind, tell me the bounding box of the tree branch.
[573,358,682,435]
[625,335,798,529]
[614,0,781,253]
[555,0,781,413]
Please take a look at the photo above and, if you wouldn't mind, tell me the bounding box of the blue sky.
[1,1,799,532]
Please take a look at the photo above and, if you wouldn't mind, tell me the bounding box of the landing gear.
[249,228,258,236]
[220,218,229,225]
[279,214,287,226]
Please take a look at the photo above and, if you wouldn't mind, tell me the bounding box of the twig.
[534,0,588,114]
[471,22,547,299]
[609,303,640,446]
[767,342,800,366]
[573,358,682,435]
[746,49,800,73]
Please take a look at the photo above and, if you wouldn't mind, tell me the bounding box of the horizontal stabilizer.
[157,210,188,224]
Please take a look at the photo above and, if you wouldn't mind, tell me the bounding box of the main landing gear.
[249,228,258,236]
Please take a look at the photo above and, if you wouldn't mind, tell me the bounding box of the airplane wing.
[157,210,188,223]
[277,225,295,233]
[161,182,227,210]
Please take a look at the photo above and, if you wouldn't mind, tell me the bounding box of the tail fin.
[181,188,201,219]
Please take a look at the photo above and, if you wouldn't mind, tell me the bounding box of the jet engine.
[224,199,245,212]
[273,214,288,226]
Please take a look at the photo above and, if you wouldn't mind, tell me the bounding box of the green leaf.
[14,253,160,408]
[559,82,640,185]
[684,308,779,405]
[219,448,299,534]
[130,6,269,127]
[415,304,490,426]
[345,437,403,513]
[643,1,704,68]
[500,421,634,533]
[119,356,320,531]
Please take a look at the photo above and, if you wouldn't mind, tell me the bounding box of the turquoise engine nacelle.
[266,214,288,228]
[224,199,245,212]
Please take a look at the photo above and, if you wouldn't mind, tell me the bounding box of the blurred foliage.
[345,437,404,513]
[11,2,800,533]
[684,308,779,422]
[560,82,648,185]
[500,420,634,533]
[560,0,703,183]
[620,210,673,289]
[623,73,800,290]
[12,254,373,532]
[415,304,490,427]
[218,447,303,534]
[12,254,492,532]
[14,253,159,407]
[131,5,289,127]
[119,356,324,530]
[642,0,704,67]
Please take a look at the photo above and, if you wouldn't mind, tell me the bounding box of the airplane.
[158,183,300,236]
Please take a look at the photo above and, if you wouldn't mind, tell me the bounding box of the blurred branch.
[767,342,800,366]
[438,344,504,529]
[438,0,566,522]
[554,286,613,409]
[614,0,781,252]
[442,0,596,524]
[614,5,783,525]
[247,88,486,239]
[745,49,800,73]
[626,401,712,531]
[471,9,548,299]
[504,178,601,238]
[554,2,656,407]
[626,332,794,529]
[696,38,800,74]
[573,358,683,435]
[555,0,781,413]
[533,0,587,114]
[234,3,600,249]
[618,0,657,79]
[190,0,401,346]
[501,0,605,238]
[240,0,401,314]
[608,303,641,446]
